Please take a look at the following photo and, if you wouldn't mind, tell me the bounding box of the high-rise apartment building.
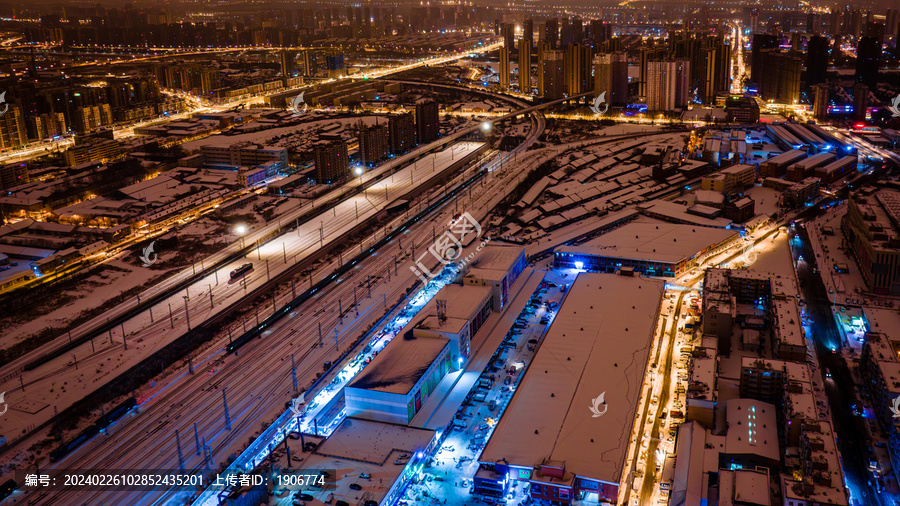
[646,60,690,112]
[806,35,829,86]
[572,18,583,46]
[758,51,801,104]
[544,19,558,49]
[325,54,346,78]
[590,20,612,49]
[518,40,532,94]
[640,45,667,100]
[415,101,439,144]
[560,18,572,49]
[538,43,565,100]
[499,45,511,90]
[0,106,27,150]
[750,34,779,84]
[695,36,730,104]
[807,12,822,33]
[813,84,829,120]
[856,36,881,86]
[564,43,592,96]
[522,19,534,50]
[302,50,315,77]
[593,52,628,107]
[388,113,415,154]
[280,50,296,78]
[314,140,349,183]
[501,23,515,53]
[359,122,389,165]
[853,82,869,121]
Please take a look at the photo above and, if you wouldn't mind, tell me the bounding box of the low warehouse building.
[344,335,453,425]
[554,222,739,277]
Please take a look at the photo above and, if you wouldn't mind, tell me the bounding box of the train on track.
[49,397,137,463]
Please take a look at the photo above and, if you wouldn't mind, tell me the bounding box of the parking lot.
[398,274,569,506]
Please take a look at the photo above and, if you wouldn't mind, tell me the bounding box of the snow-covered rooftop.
[295,417,436,505]
[480,272,664,485]
[719,468,771,506]
[347,335,450,395]
[781,421,848,505]
[724,399,779,462]
[423,283,492,322]
[557,222,738,265]
[464,244,523,282]
[638,200,733,228]
[315,417,435,464]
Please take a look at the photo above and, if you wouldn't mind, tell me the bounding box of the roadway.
[790,221,889,506]
[629,217,804,505]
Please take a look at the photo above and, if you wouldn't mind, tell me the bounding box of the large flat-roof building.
[759,149,807,178]
[344,280,497,426]
[344,335,453,425]
[291,417,437,506]
[477,273,664,505]
[554,222,738,277]
[722,399,780,470]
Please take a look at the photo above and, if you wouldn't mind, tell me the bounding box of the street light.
[480,120,493,133]
[234,223,248,248]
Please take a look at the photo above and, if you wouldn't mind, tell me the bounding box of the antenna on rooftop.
[436,299,447,324]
